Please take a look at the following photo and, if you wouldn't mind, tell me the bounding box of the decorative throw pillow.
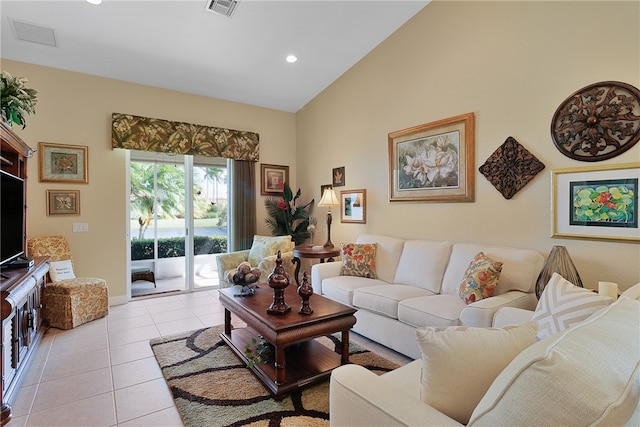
[49,259,76,282]
[458,252,503,304]
[339,243,377,279]
[532,272,612,340]
[416,322,537,425]
[247,235,294,266]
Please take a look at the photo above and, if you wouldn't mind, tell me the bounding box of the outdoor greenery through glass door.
[129,158,228,297]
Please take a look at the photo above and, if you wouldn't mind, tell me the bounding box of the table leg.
[224,308,231,336]
[341,330,350,364]
[275,346,286,385]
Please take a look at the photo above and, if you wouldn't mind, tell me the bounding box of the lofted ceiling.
[0,0,429,112]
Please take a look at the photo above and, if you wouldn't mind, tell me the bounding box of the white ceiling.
[1,0,429,112]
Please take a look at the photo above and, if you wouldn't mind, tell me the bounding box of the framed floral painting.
[552,163,639,242]
[260,163,288,195]
[388,113,475,202]
[47,190,80,215]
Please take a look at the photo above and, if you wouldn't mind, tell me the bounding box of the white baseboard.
[109,294,128,307]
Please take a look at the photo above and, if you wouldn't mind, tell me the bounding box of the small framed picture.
[340,189,366,223]
[260,164,289,195]
[333,166,345,187]
[39,142,89,183]
[320,184,332,198]
[47,190,80,215]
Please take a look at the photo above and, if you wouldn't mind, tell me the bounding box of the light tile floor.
[6,289,410,427]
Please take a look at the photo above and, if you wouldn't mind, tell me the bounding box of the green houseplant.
[1,71,38,129]
[264,182,314,245]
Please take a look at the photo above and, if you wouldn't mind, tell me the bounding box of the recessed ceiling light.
[285,55,298,63]
[86,0,102,5]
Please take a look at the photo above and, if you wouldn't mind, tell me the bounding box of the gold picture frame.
[47,190,80,215]
[39,142,88,183]
[260,163,289,195]
[552,163,639,243]
[340,189,366,224]
[388,112,475,202]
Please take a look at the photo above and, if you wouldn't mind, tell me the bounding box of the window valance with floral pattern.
[111,113,259,161]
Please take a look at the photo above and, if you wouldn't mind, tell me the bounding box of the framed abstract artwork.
[39,142,88,183]
[260,163,289,195]
[47,190,80,215]
[340,189,366,224]
[552,163,639,242]
[388,112,475,202]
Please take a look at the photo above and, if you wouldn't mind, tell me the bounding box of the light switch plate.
[72,223,89,232]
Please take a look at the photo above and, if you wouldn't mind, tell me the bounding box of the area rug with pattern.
[150,325,401,427]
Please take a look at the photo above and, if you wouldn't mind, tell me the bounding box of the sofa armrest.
[215,250,250,288]
[492,307,535,327]
[330,365,463,427]
[459,291,537,327]
[311,261,343,294]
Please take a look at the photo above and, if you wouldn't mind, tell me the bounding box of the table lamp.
[318,188,340,248]
[535,245,583,299]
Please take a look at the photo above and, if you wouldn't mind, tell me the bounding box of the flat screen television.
[1,169,26,266]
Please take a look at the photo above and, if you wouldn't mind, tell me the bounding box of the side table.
[292,245,341,286]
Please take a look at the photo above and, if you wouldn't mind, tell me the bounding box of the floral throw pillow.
[340,243,377,279]
[459,252,503,304]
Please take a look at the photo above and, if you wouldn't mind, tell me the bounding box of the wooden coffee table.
[219,284,357,398]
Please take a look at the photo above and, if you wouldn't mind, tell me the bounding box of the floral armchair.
[216,235,297,288]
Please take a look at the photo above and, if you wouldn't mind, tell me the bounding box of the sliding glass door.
[128,152,228,298]
[192,162,228,289]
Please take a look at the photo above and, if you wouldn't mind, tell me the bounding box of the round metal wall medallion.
[551,81,640,161]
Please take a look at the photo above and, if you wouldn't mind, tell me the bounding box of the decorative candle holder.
[267,251,291,315]
[297,272,313,315]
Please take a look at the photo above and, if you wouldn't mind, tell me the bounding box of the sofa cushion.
[416,322,537,425]
[458,252,503,304]
[247,235,294,267]
[49,259,76,282]
[353,285,434,319]
[321,276,388,306]
[469,297,640,427]
[621,283,640,300]
[340,243,377,279]
[356,234,405,284]
[532,272,612,340]
[398,294,466,328]
[441,243,543,296]
[393,240,452,293]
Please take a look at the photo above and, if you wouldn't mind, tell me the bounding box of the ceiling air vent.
[10,19,57,47]
[205,0,238,17]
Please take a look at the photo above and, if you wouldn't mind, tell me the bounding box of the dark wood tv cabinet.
[1,257,49,425]
[1,120,41,426]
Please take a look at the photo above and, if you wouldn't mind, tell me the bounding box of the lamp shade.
[318,188,340,207]
[535,246,583,299]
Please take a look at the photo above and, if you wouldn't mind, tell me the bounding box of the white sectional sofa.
[311,234,544,359]
[330,294,640,427]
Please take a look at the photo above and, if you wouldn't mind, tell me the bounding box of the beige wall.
[2,59,296,302]
[296,1,640,291]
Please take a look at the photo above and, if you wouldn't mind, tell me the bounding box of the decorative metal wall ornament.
[551,81,640,162]
[479,136,545,199]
